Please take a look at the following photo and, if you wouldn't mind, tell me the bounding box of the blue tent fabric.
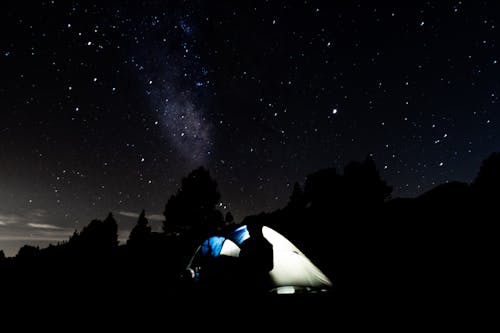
[229,225,250,246]
[188,225,333,292]
[201,236,226,257]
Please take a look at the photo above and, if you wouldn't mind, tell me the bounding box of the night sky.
[1,1,499,256]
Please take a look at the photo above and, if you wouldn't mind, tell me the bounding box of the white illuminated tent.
[186,225,333,293]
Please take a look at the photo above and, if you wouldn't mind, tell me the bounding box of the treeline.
[0,153,499,304]
[0,167,243,300]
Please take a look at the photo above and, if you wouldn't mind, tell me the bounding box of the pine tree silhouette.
[127,209,152,247]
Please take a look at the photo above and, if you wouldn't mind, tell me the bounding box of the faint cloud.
[118,211,139,219]
[147,214,164,221]
[0,209,47,226]
[118,211,164,221]
[0,209,71,242]
[0,234,72,241]
[27,223,62,230]
[0,212,23,225]
[31,209,47,218]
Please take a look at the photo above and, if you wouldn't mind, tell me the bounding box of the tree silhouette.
[69,230,79,243]
[72,212,119,254]
[286,181,307,211]
[303,167,341,209]
[103,212,119,248]
[4,151,500,307]
[127,209,152,247]
[163,167,223,242]
[472,152,500,202]
[225,211,234,224]
[344,155,392,204]
[16,245,40,261]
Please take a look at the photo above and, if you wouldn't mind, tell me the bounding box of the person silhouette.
[239,223,274,294]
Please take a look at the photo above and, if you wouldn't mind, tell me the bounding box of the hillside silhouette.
[1,153,499,320]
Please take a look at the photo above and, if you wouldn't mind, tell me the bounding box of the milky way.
[132,8,213,166]
[156,90,212,165]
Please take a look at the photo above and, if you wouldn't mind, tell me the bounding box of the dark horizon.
[0,149,496,257]
[1,149,499,328]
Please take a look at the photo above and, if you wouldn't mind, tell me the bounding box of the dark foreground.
[1,277,491,331]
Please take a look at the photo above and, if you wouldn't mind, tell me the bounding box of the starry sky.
[1,1,500,256]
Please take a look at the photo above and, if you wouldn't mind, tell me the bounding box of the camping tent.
[186,225,333,294]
